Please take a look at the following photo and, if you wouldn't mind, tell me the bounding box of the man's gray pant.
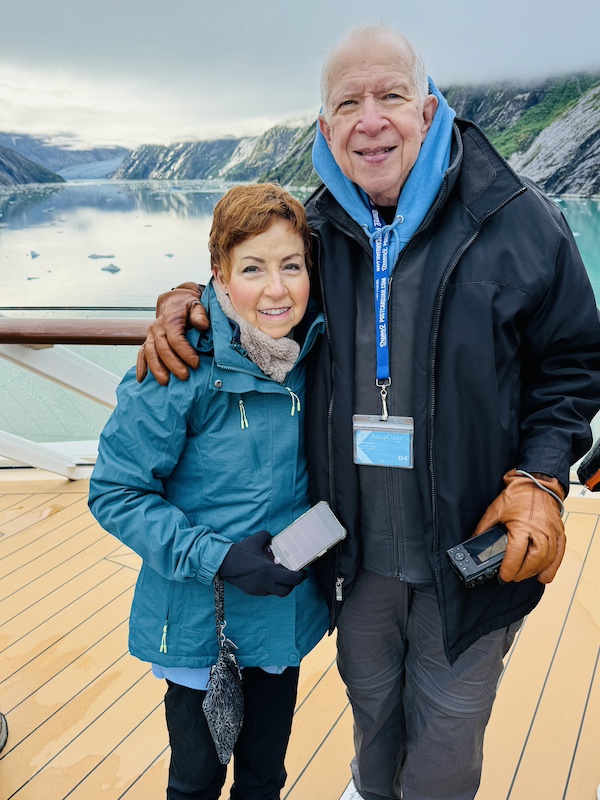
[336,569,521,800]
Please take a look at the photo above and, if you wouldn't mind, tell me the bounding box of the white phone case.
[269,501,346,571]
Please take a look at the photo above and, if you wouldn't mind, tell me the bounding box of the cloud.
[0,62,306,148]
[1,0,599,148]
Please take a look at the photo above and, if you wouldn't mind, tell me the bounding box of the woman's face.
[213,219,310,339]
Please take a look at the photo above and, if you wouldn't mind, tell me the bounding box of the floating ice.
[101,263,121,274]
[88,253,116,259]
[30,251,40,259]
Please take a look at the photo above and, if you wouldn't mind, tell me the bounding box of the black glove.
[219,530,308,597]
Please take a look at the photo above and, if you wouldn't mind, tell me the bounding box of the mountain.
[0,144,65,186]
[113,123,312,183]
[112,139,243,180]
[443,73,600,196]
[0,133,129,178]
[506,82,600,196]
[259,123,318,186]
[220,124,310,182]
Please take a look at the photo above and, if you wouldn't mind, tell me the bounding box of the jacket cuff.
[517,447,571,495]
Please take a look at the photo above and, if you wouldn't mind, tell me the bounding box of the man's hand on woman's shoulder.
[136,282,209,385]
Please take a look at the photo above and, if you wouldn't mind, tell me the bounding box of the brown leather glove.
[472,469,566,584]
[136,283,209,385]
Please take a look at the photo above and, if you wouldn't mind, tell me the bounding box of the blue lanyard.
[370,203,392,419]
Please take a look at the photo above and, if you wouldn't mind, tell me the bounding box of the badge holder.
[353,379,414,469]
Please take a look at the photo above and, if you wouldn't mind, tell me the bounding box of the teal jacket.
[88,282,328,669]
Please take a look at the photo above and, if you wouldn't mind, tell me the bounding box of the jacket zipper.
[159,619,168,653]
[374,181,450,582]
[238,398,249,429]
[427,187,527,639]
[314,196,445,618]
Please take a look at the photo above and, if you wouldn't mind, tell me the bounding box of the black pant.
[164,667,300,800]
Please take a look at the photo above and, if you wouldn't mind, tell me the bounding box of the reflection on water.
[0,180,236,307]
[0,180,227,229]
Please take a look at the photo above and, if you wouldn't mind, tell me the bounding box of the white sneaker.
[340,781,361,800]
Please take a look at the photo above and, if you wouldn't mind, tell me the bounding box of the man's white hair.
[320,25,429,119]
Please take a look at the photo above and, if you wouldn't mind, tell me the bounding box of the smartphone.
[269,501,346,571]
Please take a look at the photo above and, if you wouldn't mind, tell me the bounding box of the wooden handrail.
[0,318,151,346]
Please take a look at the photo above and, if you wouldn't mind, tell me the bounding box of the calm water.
[0,180,228,308]
[0,182,598,446]
[0,182,599,307]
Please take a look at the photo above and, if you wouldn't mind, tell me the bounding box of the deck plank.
[564,648,600,800]
[0,495,83,540]
[477,501,600,800]
[4,624,130,750]
[0,537,128,623]
[0,498,93,563]
[0,575,135,690]
[0,493,62,533]
[118,751,170,800]
[65,705,168,800]
[0,492,37,516]
[0,522,107,600]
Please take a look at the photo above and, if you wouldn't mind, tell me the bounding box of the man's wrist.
[514,469,565,514]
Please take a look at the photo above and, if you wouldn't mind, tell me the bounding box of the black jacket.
[305,119,600,663]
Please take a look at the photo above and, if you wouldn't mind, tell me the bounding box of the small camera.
[446,524,508,588]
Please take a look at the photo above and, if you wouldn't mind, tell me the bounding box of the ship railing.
[0,311,152,480]
[0,312,598,486]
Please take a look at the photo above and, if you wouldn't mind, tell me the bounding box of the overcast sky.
[1,0,599,148]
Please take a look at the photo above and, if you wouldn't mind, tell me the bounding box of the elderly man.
[137,26,600,800]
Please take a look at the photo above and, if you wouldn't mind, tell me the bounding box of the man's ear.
[420,94,439,142]
[318,114,332,148]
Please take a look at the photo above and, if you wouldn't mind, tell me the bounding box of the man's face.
[319,38,437,207]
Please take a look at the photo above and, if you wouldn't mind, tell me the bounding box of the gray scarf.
[214,284,300,383]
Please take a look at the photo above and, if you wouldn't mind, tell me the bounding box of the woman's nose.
[264,272,288,298]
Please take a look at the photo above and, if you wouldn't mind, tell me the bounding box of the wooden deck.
[0,470,599,800]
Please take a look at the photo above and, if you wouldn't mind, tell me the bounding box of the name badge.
[352,415,414,469]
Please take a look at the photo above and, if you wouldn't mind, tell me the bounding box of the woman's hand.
[220,530,308,597]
